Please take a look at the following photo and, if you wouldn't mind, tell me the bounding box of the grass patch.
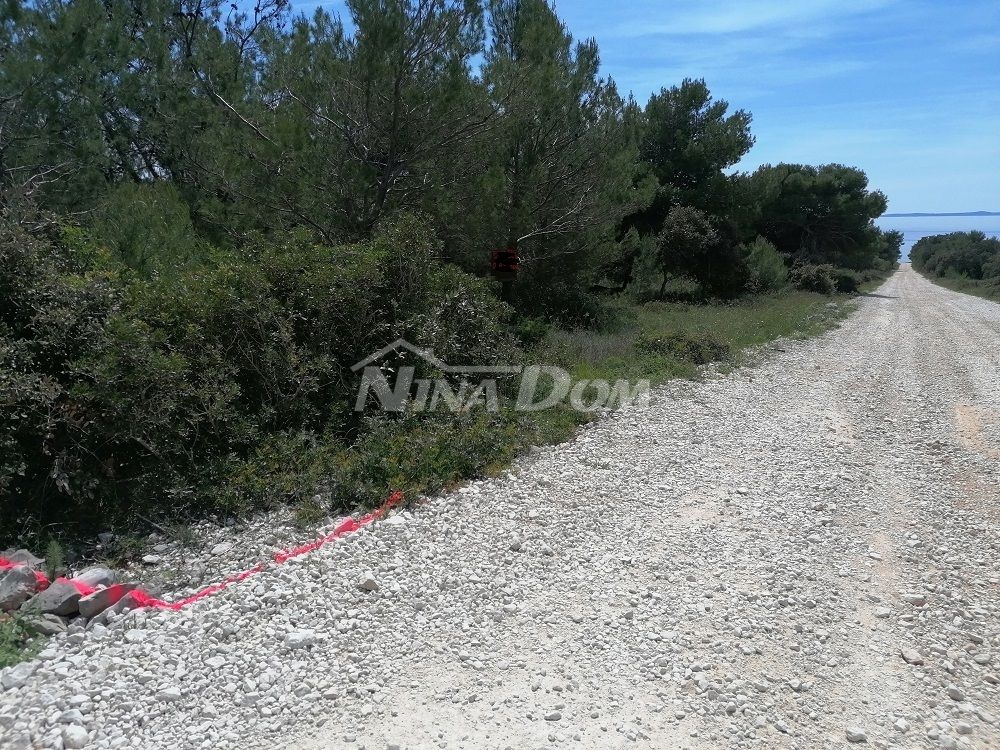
[858,270,895,294]
[532,291,853,389]
[319,290,856,512]
[0,614,41,669]
[918,272,1000,303]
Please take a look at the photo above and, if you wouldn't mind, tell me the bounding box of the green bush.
[90,182,209,274]
[911,231,1000,280]
[0,616,38,668]
[332,411,525,508]
[790,263,836,294]
[636,330,731,365]
[983,253,1000,280]
[831,268,862,294]
[743,236,788,293]
[0,217,518,542]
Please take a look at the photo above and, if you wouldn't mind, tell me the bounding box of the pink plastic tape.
[1,491,404,613]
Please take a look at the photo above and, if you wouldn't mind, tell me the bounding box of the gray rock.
[1,661,37,690]
[900,648,924,665]
[286,630,317,649]
[124,629,147,644]
[0,566,40,612]
[357,572,379,592]
[58,709,86,724]
[946,684,965,701]
[62,725,89,749]
[2,549,44,568]
[104,591,146,618]
[23,613,68,636]
[901,593,926,606]
[975,708,995,724]
[156,686,183,702]
[544,711,562,721]
[211,542,233,555]
[141,555,162,565]
[845,726,867,743]
[20,580,83,617]
[72,566,117,588]
[78,584,138,618]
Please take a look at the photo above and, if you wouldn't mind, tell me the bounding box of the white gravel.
[2,266,999,750]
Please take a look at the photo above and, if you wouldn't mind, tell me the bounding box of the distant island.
[884,211,1000,217]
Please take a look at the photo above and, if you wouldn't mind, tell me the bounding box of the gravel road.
[3,266,999,750]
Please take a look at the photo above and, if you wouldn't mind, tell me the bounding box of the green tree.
[235,0,488,242]
[751,163,888,269]
[614,79,753,292]
[475,0,648,316]
[640,78,754,217]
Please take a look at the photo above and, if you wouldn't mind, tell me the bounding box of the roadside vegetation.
[0,614,39,668]
[0,0,899,551]
[911,232,1000,301]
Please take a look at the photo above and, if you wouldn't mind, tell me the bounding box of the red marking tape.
[0,491,404,613]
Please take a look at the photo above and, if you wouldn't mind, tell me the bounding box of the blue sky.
[289,0,1000,212]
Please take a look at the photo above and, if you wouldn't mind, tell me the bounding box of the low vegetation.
[0,615,39,668]
[911,232,1000,301]
[0,0,899,550]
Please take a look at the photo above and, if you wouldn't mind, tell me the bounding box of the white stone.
[156,686,183,702]
[62,725,90,749]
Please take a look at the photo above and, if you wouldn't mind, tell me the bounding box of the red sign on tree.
[490,245,519,281]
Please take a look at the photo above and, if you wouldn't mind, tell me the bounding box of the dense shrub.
[790,264,836,294]
[831,268,862,294]
[911,231,1000,280]
[0,217,518,540]
[743,237,788,293]
[332,411,526,508]
[983,253,1000,280]
[90,182,209,274]
[0,227,121,534]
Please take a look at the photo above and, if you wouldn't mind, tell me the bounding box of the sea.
[875,214,1000,262]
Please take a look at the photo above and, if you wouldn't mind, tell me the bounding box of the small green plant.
[0,615,39,668]
[44,539,65,580]
[292,496,328,528]
[165,522,198,547]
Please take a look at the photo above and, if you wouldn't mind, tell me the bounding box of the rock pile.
[0,550,140,634]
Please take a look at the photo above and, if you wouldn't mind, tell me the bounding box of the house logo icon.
[350,338,522,375]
